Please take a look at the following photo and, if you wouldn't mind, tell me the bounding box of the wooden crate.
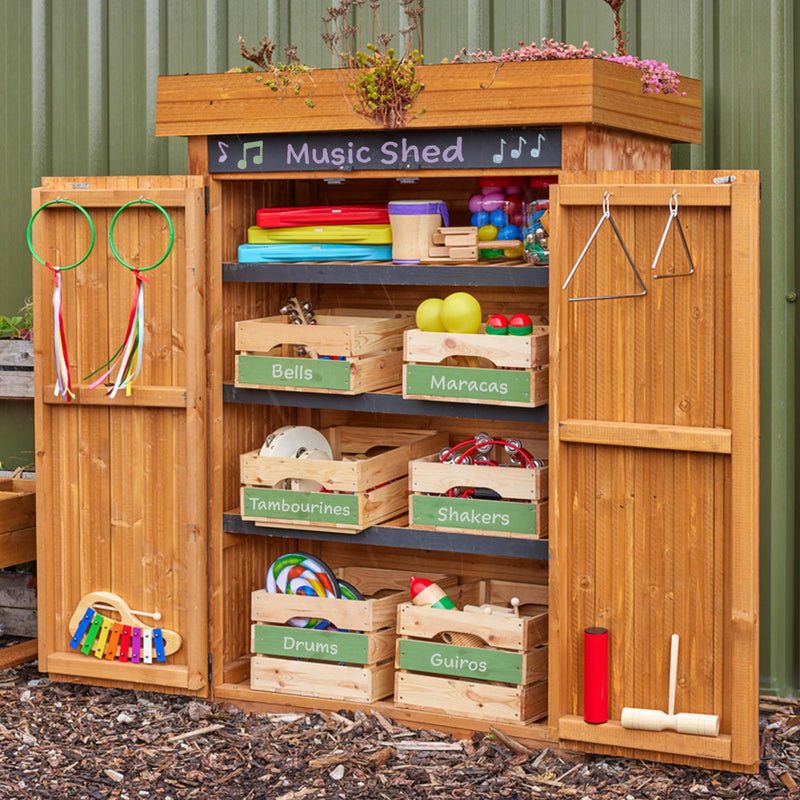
[251,567,455,703]
[0,478,36,567]
[0,341,34,399]
[0,572,37,638]
[402,326,549,408]
[0,477,37,668]
[236,309,414,395]
[395,579,548,723]
[409,449,548,540]
[241,426,448,533]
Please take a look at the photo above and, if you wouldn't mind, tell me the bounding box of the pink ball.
[481,192,506,212]
[468,194,485,213]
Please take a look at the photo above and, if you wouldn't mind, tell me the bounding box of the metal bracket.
[561,192,647,302]
[651,191,695,279]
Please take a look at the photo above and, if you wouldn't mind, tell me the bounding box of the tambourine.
[259,425,333,491]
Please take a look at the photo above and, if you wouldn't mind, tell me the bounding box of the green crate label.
[399,639,523,683]
[405,364,530,404]
[254,624,368,664]
[411,495,536,535]
[243,487,360,524]
[238,355,351,391]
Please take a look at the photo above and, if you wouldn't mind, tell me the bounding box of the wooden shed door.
[549,171,760,770]
[31,177,208,694]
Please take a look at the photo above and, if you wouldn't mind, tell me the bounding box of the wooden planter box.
[395,579,548,723]
[235,309,414,395]
[240,426,448,533]
[409,447,548,540]
[250,567,454,703]
[403,326,549,408]
[0,340,34,399]
[155,60,701,142]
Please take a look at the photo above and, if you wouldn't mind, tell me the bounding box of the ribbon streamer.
[27,197,95,401]
[84,198,174,396]
[85,271,149,397]
[47,262,74,401]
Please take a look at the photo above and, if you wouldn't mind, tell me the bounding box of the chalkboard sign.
[209,127,561,173]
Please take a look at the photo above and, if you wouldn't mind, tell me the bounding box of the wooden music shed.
[31,59,760,771]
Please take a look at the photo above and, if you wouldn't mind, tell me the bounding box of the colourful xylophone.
[68,591,182,663]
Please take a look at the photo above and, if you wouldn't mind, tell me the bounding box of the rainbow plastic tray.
[256,205,390,228]
[238,243,393,263]
[247,223,392,245]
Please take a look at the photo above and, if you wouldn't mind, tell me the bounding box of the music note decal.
[492,138,507,164]
[493,135,535,164]
[530,133,546,158]
[217,141,230,164]
[238,140,264,170]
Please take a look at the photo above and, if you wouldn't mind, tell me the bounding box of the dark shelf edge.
[223,514,549,560]
[223,383,548,423]
[222,261,550,287]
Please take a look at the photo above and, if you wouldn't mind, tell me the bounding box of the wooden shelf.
[214,678,552,749]
[223,384,549,423]
[223,260,549,287]
[223,513,549,560]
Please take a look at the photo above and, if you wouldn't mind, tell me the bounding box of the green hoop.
[27,198,96,271]
[109,199,175,272]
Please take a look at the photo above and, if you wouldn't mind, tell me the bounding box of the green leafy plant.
[0,298,33,340]
[233,36,317,108]
[322,0,425,129]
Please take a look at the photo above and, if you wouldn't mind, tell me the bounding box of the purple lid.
[388,200,449,227]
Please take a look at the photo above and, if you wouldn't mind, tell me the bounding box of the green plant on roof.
[322,0,425,129]
[232,36,317,108]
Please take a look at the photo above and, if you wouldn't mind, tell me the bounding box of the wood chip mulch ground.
[0,657,797,800]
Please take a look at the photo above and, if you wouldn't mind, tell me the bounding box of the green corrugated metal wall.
[0,0,796,697]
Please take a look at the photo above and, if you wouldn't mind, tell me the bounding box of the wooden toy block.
[425,227,522,263]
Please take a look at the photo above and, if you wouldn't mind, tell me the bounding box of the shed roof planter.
[154,59,701,144]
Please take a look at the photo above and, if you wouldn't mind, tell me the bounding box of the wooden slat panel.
[43,386,188,406]
[549,170,759,770]
[557,184,731,207]
[558,420,732,452]
[33,177,208,696]
[558,716,731,761]
[727,182,760,765]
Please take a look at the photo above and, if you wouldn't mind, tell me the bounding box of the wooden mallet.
[620,634,720,737]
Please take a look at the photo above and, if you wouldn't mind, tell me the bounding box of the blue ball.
[497,224,521,241]
[489,209,508,228]
[470,211,490,227]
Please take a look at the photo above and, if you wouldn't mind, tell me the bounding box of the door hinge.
[204,185,210,215]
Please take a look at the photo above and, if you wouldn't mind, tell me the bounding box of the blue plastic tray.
[238,243,393,263]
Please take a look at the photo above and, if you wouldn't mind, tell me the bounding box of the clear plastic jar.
[468,177,526,259]
[522,176,556,265]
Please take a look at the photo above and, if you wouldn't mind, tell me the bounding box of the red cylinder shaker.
[584,627,609,723]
